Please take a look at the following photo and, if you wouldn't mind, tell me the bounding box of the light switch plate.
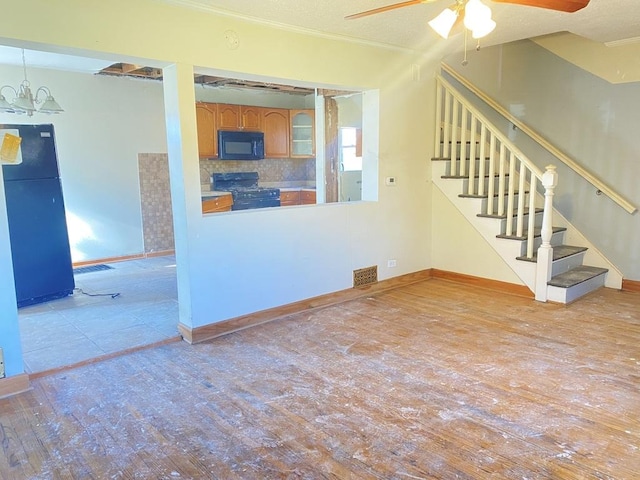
[0,348,5,379]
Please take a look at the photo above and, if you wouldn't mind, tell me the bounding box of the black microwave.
[218,130,265,160]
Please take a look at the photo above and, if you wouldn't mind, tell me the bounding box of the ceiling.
[0,0,638,76]
[160,0,640,50]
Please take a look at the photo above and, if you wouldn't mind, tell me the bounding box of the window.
[340,127,362,172]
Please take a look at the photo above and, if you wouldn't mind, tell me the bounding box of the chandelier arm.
[0,85,18,98]
[34,86,52,105]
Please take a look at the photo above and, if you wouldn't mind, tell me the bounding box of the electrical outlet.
[387,259,397,268]
[0,348,5,379]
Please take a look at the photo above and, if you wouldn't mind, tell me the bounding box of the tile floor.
[18,255,180,374]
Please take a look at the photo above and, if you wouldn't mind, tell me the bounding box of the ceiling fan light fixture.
[428,7,459,39]
[462,0,495,39]
[471,17,496,38]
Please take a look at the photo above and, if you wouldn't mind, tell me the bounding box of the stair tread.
[478,208,543,219]
[548,266,608,288]
[516,245,588,263]
[496,226,566,241]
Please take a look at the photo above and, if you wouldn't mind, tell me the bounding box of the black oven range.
[211,172,280,211]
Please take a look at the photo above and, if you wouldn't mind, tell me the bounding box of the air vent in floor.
[73,264,114,275]
[353,266,378,287]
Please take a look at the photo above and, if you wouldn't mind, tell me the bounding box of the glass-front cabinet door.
[290,109,315,158]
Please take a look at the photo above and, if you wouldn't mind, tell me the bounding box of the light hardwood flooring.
[2,279,639,479]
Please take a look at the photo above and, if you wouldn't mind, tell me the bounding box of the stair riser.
[547,272,607,304]
[445,159,493,177]
[442,142,491,160]
[513,230,566,258]
[462,176,511,196]
[497,212,543,235]
[551,252,587,277]
[480,193,531,215]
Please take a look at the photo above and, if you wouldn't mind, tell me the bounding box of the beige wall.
[443,39,640,280]
[0,0,436,336]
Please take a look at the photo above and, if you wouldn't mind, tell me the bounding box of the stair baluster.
[443,90,451,159]
[478,124,487,197]
[467,116,477,194]
[434,73,613,302]
[460,106,468,177]
[516,158,526,238]
[451,100,459,176]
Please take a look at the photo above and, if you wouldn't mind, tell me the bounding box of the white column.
[0,167,25,378]
[162,63,200,330]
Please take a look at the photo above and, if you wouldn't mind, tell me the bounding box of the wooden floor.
[2,279,639,479]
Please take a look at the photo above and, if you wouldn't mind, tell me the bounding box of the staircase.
[433,74,622,303]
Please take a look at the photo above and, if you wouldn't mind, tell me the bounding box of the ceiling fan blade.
[491,0,590,13]
[345,0,434,20]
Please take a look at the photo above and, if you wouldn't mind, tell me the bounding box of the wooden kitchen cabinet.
[262,108,290,158]
[241,106,262,130]
[280,190,300,206]
[218,104,262,130]
[290,109,315,158]
[202,194,233,213]
[195,102,217,158]
[301,189,316,205]
[217,104,241,129]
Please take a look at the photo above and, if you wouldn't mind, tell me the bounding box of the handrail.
[437,75,544,180]
[435,74,558,299]
[436,74,545,260]
[441,62,637,215]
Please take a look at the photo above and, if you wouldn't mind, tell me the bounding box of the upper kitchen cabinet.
[196,102,217,158]
[290,109,315,158]
[218,104,262,130]
[262,108,290,158]
[242,106,262,131]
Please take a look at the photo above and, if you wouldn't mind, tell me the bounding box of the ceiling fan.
[346,0,590,40]
[346,0,590,20]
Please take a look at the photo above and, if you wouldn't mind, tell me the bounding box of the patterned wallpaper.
[138,153,175,254]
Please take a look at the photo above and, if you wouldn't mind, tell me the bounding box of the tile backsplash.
[200,157,316,191]
[138,153,175,254]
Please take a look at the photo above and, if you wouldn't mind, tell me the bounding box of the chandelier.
[428,0,496,39]
[0,49,64,116]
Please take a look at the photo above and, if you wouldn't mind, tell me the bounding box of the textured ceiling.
[0,0,637,74]
[161,0,640,50]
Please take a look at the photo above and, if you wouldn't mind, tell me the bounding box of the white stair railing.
[435,74,556,300]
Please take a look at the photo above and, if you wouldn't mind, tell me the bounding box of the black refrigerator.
[1,124,75,307]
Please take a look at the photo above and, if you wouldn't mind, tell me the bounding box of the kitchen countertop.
[279,187,316,192]
[201,191,232,199]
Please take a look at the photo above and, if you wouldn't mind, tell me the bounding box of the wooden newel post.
[535,165,558,302]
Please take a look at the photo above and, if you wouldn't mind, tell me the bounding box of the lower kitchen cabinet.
[202,194,233,213]
[280,190,301,206]
[301,189,316,205]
